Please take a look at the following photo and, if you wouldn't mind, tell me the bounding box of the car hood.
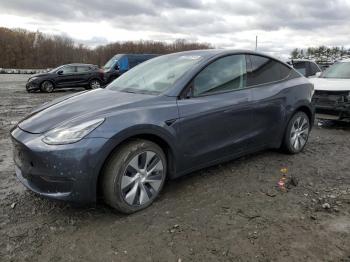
[29,73,50,79]
[310,77,350,91]
[18,89,155,134]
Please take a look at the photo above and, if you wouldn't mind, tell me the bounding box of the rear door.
[76,65,93,85]
[246,55,292,148]
[176,54,255,172]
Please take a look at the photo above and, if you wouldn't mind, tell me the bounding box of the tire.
[40,80,54,93]
[102,139,167,214]
[282,111,310,154]
[89,79,101,89]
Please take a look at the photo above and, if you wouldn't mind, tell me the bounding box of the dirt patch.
[1,74,350,261]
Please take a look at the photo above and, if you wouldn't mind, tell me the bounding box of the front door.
[55,65,77,87]
[176,54,255,173]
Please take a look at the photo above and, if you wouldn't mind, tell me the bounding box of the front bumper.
[26,81,40,91]
[11,127,111,204]
[312,90,350,120]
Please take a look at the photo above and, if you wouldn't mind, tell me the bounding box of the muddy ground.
[0,74,350,262]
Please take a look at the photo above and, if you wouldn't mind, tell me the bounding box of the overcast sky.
[1,0,350,58]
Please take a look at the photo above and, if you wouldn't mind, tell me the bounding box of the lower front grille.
[313,90,349,108]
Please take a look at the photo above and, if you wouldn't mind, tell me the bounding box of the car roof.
[162,49,285,61]
[289,59,317,63]
[338,58,350,63]
[64,63,97,67]
[163,49,292,97]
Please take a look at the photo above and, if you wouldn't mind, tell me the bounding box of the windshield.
[322,62,350,79]
[49,65,63,73]
[103,55,123,70]
[107,53,203,95]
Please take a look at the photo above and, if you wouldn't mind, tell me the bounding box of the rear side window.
[128,55,152,68]
[76,66,91,73]
[247,55,291,86]
[310,62,321,75]
[193,55,247,96]
[293,62,307,76]
[128,55,138,68]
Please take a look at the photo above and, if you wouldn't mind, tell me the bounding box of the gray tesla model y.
[11,50,314,213]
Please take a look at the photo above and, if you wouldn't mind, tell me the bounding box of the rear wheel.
[102,139,167,214]
[282,111,310,154]
[89,79,101,89]
[40,81,54,93]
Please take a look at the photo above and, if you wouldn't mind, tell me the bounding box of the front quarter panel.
[86,95,180,175]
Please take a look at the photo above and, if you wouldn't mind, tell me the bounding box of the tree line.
[290,46,350,63]
[0,27,211,69]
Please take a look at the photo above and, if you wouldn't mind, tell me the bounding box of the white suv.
[311,59,350,120]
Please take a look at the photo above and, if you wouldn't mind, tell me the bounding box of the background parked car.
[103,54,158,84]
[287,59,322,78]
[310,59,350,120]
[26,64,104,93]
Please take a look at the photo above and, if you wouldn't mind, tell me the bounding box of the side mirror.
[315,72,322,77]
[57,70,63,75]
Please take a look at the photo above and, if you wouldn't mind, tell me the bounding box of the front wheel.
[40,81,54,93]
[282,111,310,154]
[102,139,167,214]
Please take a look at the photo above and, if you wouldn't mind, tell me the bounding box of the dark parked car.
[103,54,158,84]
[12,50,314,213]
[287,59,322,78]
[26,64,104,93]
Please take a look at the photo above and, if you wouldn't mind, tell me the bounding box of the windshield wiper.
[121,90,137,94]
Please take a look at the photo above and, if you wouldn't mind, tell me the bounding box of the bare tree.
[0,27,212,69]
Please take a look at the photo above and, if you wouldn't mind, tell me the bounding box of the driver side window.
[193,55,247,96]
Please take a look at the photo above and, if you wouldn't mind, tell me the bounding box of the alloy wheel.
[290,116,309,151]
[90,80,101,89]
[121,151,164,206]
[43,81,54,93]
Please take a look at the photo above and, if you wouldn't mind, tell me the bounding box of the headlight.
[42,118,105,145]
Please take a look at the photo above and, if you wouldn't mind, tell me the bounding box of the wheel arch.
[292,104,315,129]
[95,131,177,200]
[39,79,56,88]
[277,103,314,149]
